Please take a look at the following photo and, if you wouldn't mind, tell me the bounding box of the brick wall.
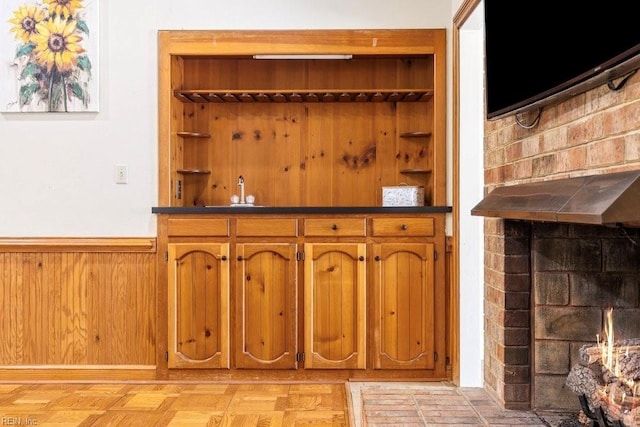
[481,71,640,409]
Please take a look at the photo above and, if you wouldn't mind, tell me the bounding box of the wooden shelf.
[177,169,211,175]
[177,131,211,138]
[400,131,432,138]
[174,89,433,104]
[400,168,432,174]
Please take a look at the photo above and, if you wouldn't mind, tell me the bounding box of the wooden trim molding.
[0,237,156,252]
[0,366,156,382]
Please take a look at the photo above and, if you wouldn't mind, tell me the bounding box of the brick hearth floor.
[348,382,579,426]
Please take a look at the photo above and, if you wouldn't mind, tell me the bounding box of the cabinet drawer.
[304,218,366,237]
[168,218,229,237]
[236,218,298,237]
[371,217,434,237]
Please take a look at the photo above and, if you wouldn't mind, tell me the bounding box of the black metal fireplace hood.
[471,170,640,226]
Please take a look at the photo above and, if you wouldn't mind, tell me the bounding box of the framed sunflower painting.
[1,0,98,112]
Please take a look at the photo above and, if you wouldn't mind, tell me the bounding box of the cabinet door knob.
[401,224,408,230]
[375,255,381,261]
[331,224,338,230]
[359,256,365,261]
[237,256,243,261]
[221,255,227,261]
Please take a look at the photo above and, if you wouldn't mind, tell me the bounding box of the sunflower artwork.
[2,0,98,112]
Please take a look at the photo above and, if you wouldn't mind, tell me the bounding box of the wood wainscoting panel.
[0,238,157,368]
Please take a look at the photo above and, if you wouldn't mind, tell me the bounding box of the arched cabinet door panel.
[304,243,366,369]
[235,243,298,369]
[372,243,435,369]
[168,243,230,369]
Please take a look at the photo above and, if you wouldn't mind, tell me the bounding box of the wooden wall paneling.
[237,58,268,89]
[2,253,15,364]
[72,253,88,364]
[397,57,433,88]
[126,252,156,365]
[0,240,156,370]
[88,252,103,364]
[305,105,334,206]
[90,252,157,365]
[330,103,378,206]
[48,253,63,363]
[22,254,35,365]
[373,111,399,207]
[110,253,132,364]
[307,60,338,90]
[271,104,304,207]
[185,58,237,89]
[194,105,212,168]
[236,59,307,90]
[208,104,236,206]
[229,104,303,207]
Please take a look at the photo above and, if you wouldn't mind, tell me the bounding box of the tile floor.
[347,382,582,426]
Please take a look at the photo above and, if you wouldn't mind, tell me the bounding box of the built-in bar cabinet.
[154,29,450,381]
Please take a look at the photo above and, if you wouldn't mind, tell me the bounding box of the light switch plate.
[115,164,128,184]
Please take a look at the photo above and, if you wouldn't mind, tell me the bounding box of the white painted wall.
[0,0,452,237]
[458,1,485,387]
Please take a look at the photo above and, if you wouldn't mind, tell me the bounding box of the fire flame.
[596,308,640,414]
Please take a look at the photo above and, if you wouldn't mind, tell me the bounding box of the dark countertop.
[152,206,452,215]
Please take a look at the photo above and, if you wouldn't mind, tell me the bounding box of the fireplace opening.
[485,220,640,412]
[531,222,640,412]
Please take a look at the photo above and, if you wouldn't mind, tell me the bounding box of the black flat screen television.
[484,1,640,120]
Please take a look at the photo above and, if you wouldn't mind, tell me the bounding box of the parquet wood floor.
[0,382,349,426]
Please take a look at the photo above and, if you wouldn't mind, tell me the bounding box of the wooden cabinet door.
[304,243,366,369]
[372,243,435,369]
[235,243,298,369]
[168,243,230,368]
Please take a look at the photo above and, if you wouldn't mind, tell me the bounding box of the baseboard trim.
[0,365,157,381]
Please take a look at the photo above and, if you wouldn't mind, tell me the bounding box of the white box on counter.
[382,185,425,207]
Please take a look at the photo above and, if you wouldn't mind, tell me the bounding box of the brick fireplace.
[473,71,640,410]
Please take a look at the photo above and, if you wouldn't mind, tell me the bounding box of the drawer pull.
[331,224,338,230]
[375,255,381,261]
[401,224,408,230]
